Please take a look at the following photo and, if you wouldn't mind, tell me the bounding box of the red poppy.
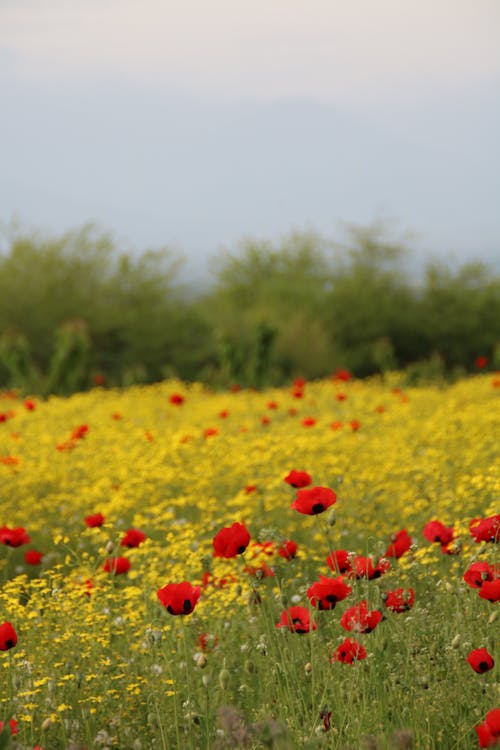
[85,513,105,528]
[276,606,316,634]
[267,401,278,410]
[330,421,344,430]
[334,369,352,382]
[293,377,306,389]
[213,522,251,558]
[475,709,500,748]
[249,541,274,558]
[169,393,184,405]
[292,388,304,399]
[230,383,241,393]
[340,601,383,634]
[470,515,500,544]
[93,373,106,386]
[302,417,316,427]
[0,719,18,735]
[197,632,219,652]
[326,549,353,574]
[307,575,352,610]
[111,412,122,420]
[349,556,391,580]
[121,528,147,548]
[157,581,201,615]
[24,550,43,565]
[24,399,36,411]
[245,484,257,494]
[331,638,367,664]
[375,404,385,414]
[464,562,499,589]
[71,424,89,440]
[0,621,17,650]
[203,427,219,437]
[336,392,347,402]
[218,410,229,419]
[244,562,275,578]
[385,529,413,559]
[284,470,312,488]
[475,356,489,369]
[467,648,494,674]
[479,579,500,603]
[383,588,415,613]
[349,420,361,431]
[291,486,336,515]
[423,520,454,549]
[0,526,30,547]
[103,557,131,575]
[278,540,298,560]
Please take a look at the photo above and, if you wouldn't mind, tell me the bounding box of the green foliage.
[0,222,498,394]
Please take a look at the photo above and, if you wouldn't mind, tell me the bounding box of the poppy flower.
[267,401,278,410]
[169,393,184,405]
[293,377,306,389]
[423,520,454,549]
[334,369,352,382]
[302,417,316,427]
[157,581,201,615]
[203,427,218,437]
[292,388,304,399]
[213,522,251,558]
[0,621,17,650]
[71,424,89,440]
[284,470,312,488]
[467,648,494,674]
[464,562,499,589]
[383,588,415,613]
[330,421,343,430]
[24,550,44,565]
[475,709,500,748]
[326,549,353,574]
[245,484,257,494]
[197,632,219,652]
[121,528,147,548]
[385,529,413,559]
[291,486,336,515]
[0,719,18,735]
[276,606,316,634]
[349,556,391,580]
[0,525,30,547]
[85,513,105,528]
[218,409,229,419]
[349,420,361,431]
[340,601,383,634]
[479,579,500,603]
[475,356,489,369]
[103,557,131,575]
[336,392,347,402]
[470,515,500,544]
[278,540,298,560]
[331,638,367,664]
[261,415,271,425]
[93,373,106,386]
[24,399,36,411]
[307,575,352,610]
[375,404,385,413]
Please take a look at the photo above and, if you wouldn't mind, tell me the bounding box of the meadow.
[0,373,498,749]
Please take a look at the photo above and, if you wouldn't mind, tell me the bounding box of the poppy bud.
[105,540,115,555]
[202,674,211,688]
[219,667,230,689]
[451,634,461,649]
[244,659,256,674]
[488,611,498,625]
[196,654,207,669]
[305,662,312,674]
[327,509,337,527]
[42,718,52,731]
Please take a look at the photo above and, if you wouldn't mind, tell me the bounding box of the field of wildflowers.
[0,373,499,749]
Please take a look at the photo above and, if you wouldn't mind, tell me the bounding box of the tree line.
[0,223,498,394]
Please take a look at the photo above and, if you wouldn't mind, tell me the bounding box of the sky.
[1,0,499,280]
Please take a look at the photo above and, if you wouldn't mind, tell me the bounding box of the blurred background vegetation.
[0,223,498,395]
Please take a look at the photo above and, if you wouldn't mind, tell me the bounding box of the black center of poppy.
[237,546,246,554]
[183,599,192,613]
[167,605,175,614]
[292,617,304,625]
[312,503,324,514]
[325,595,337,603]
[5,639,14,648]
[478,661,489,672]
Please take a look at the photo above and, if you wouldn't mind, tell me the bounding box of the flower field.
[0,374,499,749]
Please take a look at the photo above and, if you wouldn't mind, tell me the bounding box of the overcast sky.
[1,0,499,277]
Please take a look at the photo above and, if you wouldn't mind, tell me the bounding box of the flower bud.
[105,540,115,555]
[196,654,207,669]
[42,717,52,731]
[451,634,461,649]
[305,662,312,675]
[219,667,230,690]
[327,509,337,527]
